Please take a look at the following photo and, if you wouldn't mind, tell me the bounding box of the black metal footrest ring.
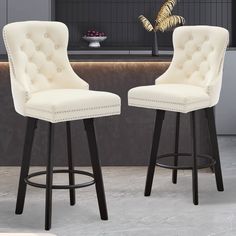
[156,153,216,170]
[25,169,95,189]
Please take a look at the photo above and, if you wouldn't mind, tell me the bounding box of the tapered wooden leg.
[84,118,108,220]
[144,110,165,196]
[191,112,198,205]
[15,118,37,215]
[172,113,180,184]
[45,123,54,230]
[66,122,76,205]
[205,107,224,191]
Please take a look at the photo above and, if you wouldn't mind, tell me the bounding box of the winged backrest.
[3,21,88,115]
[156,26,229,106]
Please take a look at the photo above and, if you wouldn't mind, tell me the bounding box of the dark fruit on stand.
[85,29,106,37]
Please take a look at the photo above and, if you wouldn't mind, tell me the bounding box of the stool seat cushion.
[26,89,121,123]
[128,84,210,113]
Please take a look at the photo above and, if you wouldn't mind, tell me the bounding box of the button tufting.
[44,33,49,38]
[47,55,52,61]
[26,33,31,39]
[186,73,191,78]
[36,46,41,51]
[187,55,192,60]
[178,64,183,70]
[57,68,62,73]
[55,45,59,49]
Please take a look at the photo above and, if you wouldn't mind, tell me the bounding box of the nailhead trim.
[3,29,16,76]
[26,104,120,122]
[129,102,209,113]
[27,110,120,123]
[129,97,210,113]
[129,97,208,105]
[26,104,120,114]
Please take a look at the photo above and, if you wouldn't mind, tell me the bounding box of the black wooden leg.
[84,118,108,220]
[66,122,76,206]
[204,110,215,173]
[172,113,180,184]
[15,118,37,215]
[45,123,54,230]
[144,110,165,196]
[191,112,198,205]
[205,107,224,191]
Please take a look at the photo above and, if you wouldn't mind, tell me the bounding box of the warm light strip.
[0,62,9,65]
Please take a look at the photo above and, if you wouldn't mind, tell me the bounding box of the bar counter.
[0,55,211,166]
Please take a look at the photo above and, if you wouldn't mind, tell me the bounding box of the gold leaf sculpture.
[138,15,154,32]
[158,15,185,32]
[138,0,185,33]
[156,0,177,25]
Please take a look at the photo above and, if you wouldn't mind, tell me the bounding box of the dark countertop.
[69,54,172,62]
[0,47,234,62]
[0,54,172,62]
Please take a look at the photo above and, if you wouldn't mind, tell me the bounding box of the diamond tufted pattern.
[128,26,229,113]
[3,21,121,122]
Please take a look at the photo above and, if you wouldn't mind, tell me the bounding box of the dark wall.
[55,0,233,50]
[232,0,236,45]
[0,62,211,166]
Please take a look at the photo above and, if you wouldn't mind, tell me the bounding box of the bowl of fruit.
[83,30,107,48]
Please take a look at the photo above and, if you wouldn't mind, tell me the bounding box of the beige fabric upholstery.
[3,21,120,122]
[128,26,229,113]
[26,89,121,122]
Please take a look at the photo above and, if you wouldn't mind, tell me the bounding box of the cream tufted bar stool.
[128,26,229,205]
[3,21,120,230]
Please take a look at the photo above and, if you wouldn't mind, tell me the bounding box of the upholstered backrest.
[156,26,229,106]
[3,21,88,115]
